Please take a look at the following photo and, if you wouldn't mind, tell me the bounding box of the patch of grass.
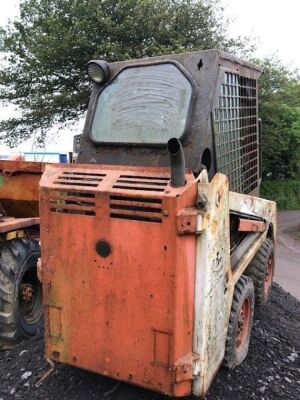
[261,179,300,210]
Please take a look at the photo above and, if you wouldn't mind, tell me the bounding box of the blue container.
[59,154,68,163]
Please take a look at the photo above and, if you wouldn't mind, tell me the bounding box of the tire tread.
[223,275,254,369]
[244,238,274,305]
[0,238,41,350]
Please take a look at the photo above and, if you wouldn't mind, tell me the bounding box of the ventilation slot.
[54,171,106,188]
[49,191,96,217]
[113,174,169,192]
[110,195,163,223]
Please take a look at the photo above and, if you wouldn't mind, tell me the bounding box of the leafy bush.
[257,57,300,180]
[261,180,300,210]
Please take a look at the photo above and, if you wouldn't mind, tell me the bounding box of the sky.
[224,0,300,67]
[0,0,299,155]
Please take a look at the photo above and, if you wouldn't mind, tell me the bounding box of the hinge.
[174,352,193,382]
[176,208,205,235]
[174,352,201,382]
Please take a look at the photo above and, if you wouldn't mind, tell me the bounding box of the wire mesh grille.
[214,72,258,194]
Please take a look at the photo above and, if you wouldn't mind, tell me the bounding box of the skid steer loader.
[2,49,276,398]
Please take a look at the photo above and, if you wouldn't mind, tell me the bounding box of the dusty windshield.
[90,63,193,145]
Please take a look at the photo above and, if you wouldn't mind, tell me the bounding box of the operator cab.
[78,50,262,195]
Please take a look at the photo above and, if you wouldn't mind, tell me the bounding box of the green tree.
[0,0,248,146]
[258,57,300,179]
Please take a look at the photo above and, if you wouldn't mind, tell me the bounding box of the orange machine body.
[0,160,48,217]
[40,164,198,397]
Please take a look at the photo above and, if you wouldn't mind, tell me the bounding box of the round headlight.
[86,60,109,84]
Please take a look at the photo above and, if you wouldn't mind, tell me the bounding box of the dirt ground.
[275,210,300,300]
[0,285,299,400]
[0,215,300,399]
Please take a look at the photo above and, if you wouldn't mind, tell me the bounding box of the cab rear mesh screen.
[213,72,258,194]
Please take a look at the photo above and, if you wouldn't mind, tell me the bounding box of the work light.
[86,60,109,84]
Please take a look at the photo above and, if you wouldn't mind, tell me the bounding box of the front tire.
[0,238,43,350]
[224,275,254,369]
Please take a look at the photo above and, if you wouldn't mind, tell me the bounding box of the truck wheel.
[245,238,274,305]
[223,275,254,369]
[0,238,43,350]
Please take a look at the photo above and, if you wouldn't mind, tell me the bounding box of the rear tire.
[245,238,274,305]
[224,275,254,369]
[0,238,43,350]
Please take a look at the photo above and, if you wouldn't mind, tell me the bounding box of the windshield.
[90,63,193,145]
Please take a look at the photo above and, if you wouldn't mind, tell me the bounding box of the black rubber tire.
[223,275,254,369]
[0,238,43,350]
[244,238,274,305]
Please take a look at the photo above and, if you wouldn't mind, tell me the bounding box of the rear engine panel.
[40,164,197,397]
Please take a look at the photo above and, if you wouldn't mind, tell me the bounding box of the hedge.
[261,180,300,210]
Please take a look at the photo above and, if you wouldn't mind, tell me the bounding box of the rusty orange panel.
[0,160,46,173]
[238,218,266,232]
[0,217,40,233]
[40,164,198,397]
[0,160,54,217]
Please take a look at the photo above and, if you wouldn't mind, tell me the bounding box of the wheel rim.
[235,297,251,350]
[19,266,43,325]
[264,254,274,296]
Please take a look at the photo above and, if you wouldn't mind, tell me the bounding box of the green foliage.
[257,57,300,179]
[261,179,300,210]
[0,0,248,146]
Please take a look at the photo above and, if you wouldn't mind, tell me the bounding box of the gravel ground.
[0,283,299,400]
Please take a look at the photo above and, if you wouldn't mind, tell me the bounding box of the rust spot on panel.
[47,305,62,339]
[176,208,199,235]
[174,352,193,382]
[210,218,218,235]
[52,351,60,359]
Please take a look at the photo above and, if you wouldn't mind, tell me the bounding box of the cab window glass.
[90,63,193,145]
